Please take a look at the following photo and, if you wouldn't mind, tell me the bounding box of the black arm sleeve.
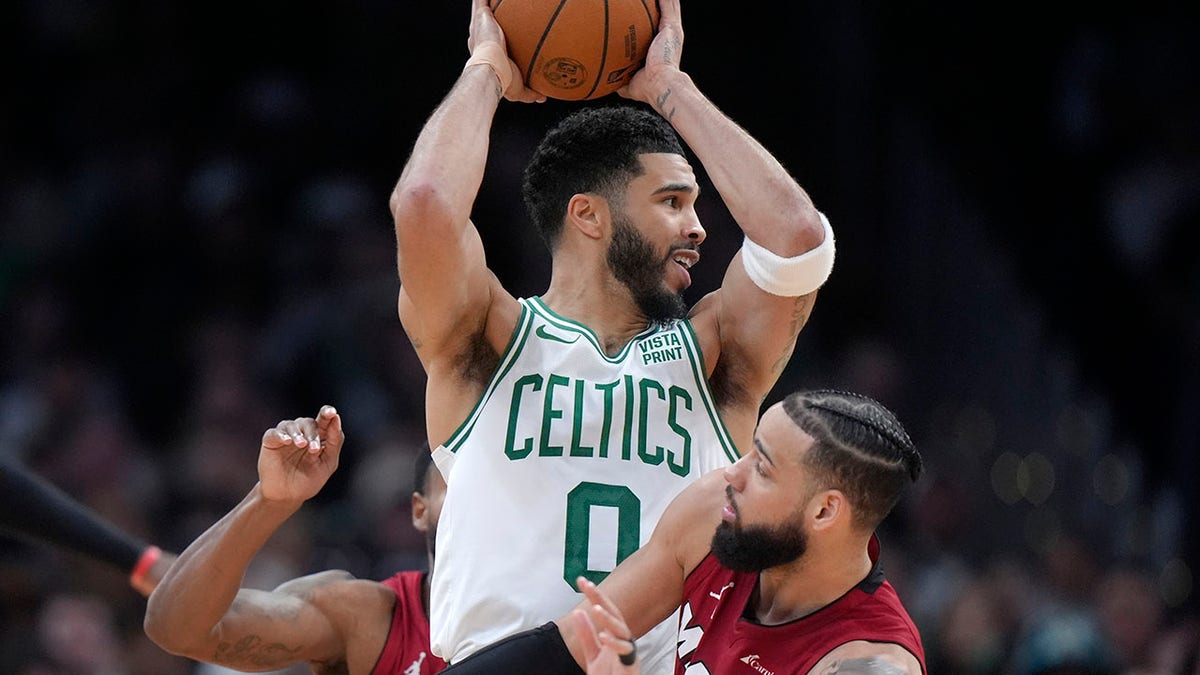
[0,460,148,571]
[440,622,585,675]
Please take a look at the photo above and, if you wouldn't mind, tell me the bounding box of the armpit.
[708,344,754,410]
[459,330,501,385]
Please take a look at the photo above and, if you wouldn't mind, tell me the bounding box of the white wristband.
[740,211,835,297]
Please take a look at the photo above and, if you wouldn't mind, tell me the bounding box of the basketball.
[491,0,660,101]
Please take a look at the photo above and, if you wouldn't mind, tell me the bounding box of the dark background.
[1,2,1197,673]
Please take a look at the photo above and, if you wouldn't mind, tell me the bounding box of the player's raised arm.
[623,0,834,414]
[390,0,540,371]
[144,407,353,670]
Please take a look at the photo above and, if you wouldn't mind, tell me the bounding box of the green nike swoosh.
[536,325,580,344]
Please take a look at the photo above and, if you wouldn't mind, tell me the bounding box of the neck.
[541,278,651,355]
[750,538,873,625]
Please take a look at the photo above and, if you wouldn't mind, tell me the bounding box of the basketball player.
[143,406,448,675]
[443,390,927,675]
[0,459,175,596]
[390,0,835,670]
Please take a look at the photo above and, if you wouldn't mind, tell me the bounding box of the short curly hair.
[522,104,685,249]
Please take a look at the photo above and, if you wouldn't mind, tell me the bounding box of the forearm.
[649,71,823,254]
[391,66,503,228]
[145,484,299,651]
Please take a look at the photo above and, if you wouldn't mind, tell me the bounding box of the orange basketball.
[491,0,660,101]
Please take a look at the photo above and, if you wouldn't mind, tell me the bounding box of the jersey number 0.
[564,482,641,588]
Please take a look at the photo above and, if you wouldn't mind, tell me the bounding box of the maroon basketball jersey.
[676,536,925,674]
[371,571,447,675]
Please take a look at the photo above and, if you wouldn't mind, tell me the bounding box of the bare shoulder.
[300,576,396,611]
[482,278,523,351]
[403,274,522,443]
[398,272,521,362]
[301,576,399,659]
[685,290,722,370]
[808,641,923,675]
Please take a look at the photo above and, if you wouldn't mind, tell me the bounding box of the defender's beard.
[711,518,809,573]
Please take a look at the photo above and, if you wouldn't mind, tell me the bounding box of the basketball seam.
[526,0,572,89]
[638,0,654,27]
[582,0,610,99]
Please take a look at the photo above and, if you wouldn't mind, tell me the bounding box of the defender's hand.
[570,577,640,674]
[257,406,344,504]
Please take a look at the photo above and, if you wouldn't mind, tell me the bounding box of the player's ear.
[566,193,607,240]
[811,489,846,532]
[412,492,430,532]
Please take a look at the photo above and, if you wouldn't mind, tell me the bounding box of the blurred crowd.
[2,2,1197,674]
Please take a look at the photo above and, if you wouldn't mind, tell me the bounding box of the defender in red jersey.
[375,570,447,675]
[574,389,926,674]
[145,407,447,675]
[673,535,923,674]
[440,390,925,675]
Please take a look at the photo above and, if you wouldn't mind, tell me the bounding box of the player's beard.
[711,517,809,573]
[607,211,688,323]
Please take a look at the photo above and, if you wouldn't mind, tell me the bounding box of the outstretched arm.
[623,0,832,421]
[144,407,350,671]
[0,460,176,596]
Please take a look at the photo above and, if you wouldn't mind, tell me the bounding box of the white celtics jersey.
[430,297,739,673]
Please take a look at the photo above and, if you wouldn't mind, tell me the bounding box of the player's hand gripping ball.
[491,0,660,100]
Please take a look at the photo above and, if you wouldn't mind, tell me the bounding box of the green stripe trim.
[679,320,740,463]
[443,302,535,453]
[527,296,659,363]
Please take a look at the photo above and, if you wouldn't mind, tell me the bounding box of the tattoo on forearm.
[662,36,681,68]
[821,658,906,674]
[214,635,303,668]
[656,88,676,121]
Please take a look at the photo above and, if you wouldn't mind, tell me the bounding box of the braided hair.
[782,390,923,531]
